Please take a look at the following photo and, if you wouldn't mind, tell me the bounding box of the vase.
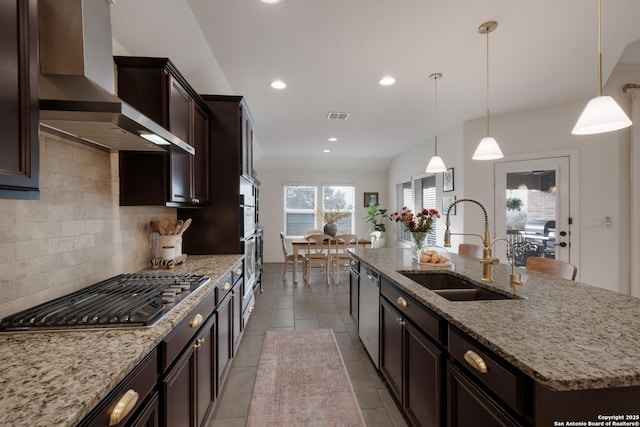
[324,222,337,237]
[411,231,427,260]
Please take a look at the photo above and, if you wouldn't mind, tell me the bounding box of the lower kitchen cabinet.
[349,257,359,324]
[162,312,216,427]
[380,297,444,427]
[447,362,519,427]
[129,392,160,427]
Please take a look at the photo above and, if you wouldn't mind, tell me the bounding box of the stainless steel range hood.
[38,0,194,154]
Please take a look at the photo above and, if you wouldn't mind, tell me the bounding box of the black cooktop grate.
[0,272,209,331]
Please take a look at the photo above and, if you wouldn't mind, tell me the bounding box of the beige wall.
[0,132,174,317]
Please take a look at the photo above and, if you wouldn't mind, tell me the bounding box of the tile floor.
[207,262,408,427]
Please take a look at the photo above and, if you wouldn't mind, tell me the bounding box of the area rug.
[247,329,366,427]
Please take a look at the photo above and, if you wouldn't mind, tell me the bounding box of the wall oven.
[241,194,256,239]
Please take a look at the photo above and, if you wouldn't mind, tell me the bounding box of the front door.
[494,157,574,268]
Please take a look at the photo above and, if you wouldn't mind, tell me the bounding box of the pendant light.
[572,0,632,135]
[425,72,447,173]
[472,21,504,161]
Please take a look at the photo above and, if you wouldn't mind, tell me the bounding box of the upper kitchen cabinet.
[179,95,258,255]
[0,0,39,200]
[114,57,209,207]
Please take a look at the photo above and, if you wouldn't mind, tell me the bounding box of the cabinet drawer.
[81,350,157,427]
[381,279,444,344]
[215,272,234,305]
[160,291,216,371]
[448,326,524,415]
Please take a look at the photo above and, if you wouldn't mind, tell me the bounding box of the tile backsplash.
[0,131,174,317]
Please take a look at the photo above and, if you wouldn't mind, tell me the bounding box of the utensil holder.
[159,235,183,258]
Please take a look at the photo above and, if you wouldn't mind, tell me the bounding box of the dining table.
[290,237,371,283]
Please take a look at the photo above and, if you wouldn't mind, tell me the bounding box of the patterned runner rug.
[247,329,365,426]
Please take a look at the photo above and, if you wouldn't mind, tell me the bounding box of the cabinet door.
[192,102,209,205]
[169,77,193,204]
[349,269,359,324]
[380,298,403,401]
[163,345,196,427]
[0,0,39,198]
[405,322,444,427]
[447,362,520,427]
[196,315,216,427]
[129,391,160,427]
[216,294,232,389]
[232,280,243,353]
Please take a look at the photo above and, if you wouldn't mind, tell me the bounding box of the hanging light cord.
[434,75,439,155]
[597,0,602,97]
[485,27,491,137]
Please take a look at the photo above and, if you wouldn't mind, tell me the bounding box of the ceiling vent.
[327,112,350,120]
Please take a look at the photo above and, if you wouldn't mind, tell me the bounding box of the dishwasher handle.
[365,268,380,284]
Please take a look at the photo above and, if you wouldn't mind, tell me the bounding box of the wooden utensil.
[150,220,162,235]
[179,218,192,235]
[159,218,172,235]
[174,220,183,234]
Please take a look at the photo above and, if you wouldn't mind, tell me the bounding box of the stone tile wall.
[0,132,174,317]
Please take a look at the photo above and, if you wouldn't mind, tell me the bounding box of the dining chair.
[458,243,484,259]
[303,229,323,237]
[525,257,577,280]
[280,232,306,281]
[303,234,333,283]
[331,234,358,284]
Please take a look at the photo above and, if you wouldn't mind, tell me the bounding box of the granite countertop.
[0,254,243,427]
[351,247,640,392]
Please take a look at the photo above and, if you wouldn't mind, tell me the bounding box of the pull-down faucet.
[443,197,523,292]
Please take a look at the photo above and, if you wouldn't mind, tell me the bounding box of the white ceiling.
[110,0,640,171]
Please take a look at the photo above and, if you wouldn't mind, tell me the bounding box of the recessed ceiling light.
[323,149,331,153]
[378,76,396,86]
[328,137,337,142]
[270,80,287,89]
[261,0,281,4]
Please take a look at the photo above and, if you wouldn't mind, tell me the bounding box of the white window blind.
[284,185,317,236]
[396,181,413,242]
[415,175,437,246]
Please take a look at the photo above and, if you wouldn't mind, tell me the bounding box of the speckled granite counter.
[0,254,242,427]
[351,248,640,392]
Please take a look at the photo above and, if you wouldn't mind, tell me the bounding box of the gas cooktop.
[0,272,210,332]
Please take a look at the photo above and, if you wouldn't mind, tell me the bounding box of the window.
[395,175,437,245]
[284,185,317,236]
[284,184,355,236]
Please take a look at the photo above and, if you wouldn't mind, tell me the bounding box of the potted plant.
[364,204,390,232]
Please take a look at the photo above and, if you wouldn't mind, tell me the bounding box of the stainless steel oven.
[241,194,256,239]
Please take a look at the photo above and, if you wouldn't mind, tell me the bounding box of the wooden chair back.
[525,257,577,280]
[458,243,484,259]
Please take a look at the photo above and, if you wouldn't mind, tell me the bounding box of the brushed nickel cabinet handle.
[397,297,408,308]
[396,317,405,326]
[350,260,356,266]
[222,282,231,291]
[189,313,203,328]
[464,350,488,374]
[193,338,205,349]
[109,389,139,426]
[235,268,242,275]
[248,306,254,313]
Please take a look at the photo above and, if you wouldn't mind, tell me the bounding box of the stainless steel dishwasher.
[358,264,380,368]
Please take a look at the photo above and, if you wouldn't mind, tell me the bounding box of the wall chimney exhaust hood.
[38,0,194,155]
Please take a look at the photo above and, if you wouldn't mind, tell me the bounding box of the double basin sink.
[400,272,519,301]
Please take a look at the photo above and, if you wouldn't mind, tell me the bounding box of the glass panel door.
[495,157,571,266]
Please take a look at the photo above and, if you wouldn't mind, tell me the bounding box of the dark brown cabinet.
[114,57,208,207]
[447,362,519,427]
[216,262,244,390]
[0,0,39,200]
[380,291,444,427]
[179,95,256,255]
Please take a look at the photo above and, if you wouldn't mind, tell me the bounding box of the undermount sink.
[400,272,518,301]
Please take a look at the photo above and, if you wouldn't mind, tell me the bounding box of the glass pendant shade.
[472,136,503,160]
[425,155,447,173]
[572,95,632,135]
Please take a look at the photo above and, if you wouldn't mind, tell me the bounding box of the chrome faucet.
[443,197,523,292]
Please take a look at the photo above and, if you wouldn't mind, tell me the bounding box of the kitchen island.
[351,247,640,426]
[0,254,242,427]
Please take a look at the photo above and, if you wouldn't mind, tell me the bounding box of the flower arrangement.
[316,206,351,224]
[390,207,441,233]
